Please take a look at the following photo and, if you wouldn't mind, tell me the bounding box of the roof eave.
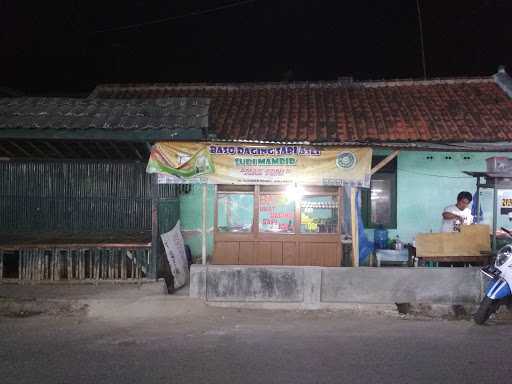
[0,127,207,142]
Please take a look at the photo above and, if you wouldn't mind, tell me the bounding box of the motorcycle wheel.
[473,297,497,325]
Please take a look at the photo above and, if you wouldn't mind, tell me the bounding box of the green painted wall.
[367,150,508,244]
[178,150,511,259]
[179,184,215,260]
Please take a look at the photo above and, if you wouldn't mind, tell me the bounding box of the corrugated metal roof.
[91,75,512,144]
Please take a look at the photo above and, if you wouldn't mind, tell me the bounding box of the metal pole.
[150,173,159,279]
[202,183,208,265]
[492,183,498,254]
[476,177,481,223]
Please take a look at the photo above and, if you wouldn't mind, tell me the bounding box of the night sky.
[1,0,511,95]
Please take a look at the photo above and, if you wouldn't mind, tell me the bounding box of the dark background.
[1,0,511,95]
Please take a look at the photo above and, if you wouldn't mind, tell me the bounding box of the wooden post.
[18,251,22,281]
[370,150,400,175]
[94,249,100,281]
[28,250,33,281]
[202,183,208,265]
[67,249,72,281]
[44,250,49,280]
[0,250,3,281]
[38,249,43,281]
[121,250,127,280]
[51,249,55,281]
[350,187,359,267]
[150,173,159,279]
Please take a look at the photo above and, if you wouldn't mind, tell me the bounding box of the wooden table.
[416,255,490,267]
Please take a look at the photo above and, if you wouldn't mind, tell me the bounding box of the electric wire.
[94,0,257,34]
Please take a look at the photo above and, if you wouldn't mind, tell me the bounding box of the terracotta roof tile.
[91,77,512,143]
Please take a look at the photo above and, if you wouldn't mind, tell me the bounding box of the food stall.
[414,156,512,266]
[147,141,376,267]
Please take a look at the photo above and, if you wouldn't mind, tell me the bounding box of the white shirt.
[441,204,473,233]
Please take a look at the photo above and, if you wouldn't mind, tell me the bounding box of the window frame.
[216,188,256,233]
[362,156,397,229]
[215,185,342,235]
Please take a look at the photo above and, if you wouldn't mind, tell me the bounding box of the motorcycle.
[474,227,512,325]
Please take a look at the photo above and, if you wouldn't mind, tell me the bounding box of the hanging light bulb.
[285,183,304,202]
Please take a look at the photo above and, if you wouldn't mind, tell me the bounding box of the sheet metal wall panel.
[0,160,181,232]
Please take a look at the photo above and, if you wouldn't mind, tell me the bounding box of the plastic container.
[394,235,403,250]
[374,226,388,250]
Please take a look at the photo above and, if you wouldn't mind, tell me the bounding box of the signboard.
[499,190,512,215]
[147,142,372,187]
[259,194,295,233]
[161,221,188,289]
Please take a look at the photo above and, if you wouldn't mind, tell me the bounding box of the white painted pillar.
[202,183,208,265]
[350,187,359,267]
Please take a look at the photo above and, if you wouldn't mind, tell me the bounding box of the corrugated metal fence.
[0,160,186,281]
[0,160,182,232]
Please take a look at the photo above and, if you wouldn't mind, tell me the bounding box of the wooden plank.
[416,224,491,257]
[67,249,72,280]
[28,250,33,280]
[18,251,23,281]
[130,251,134,279]
[121,250,127,280]
[50,249,55,281]
[320,243,341,267]
[298,242,341,267]
[42,141,66,158]
[94,249,100,281]
[370,150,400,175]
[115,249,120,279]
[107,249,111,279]
[29,250,34,280]
[418,256,488,263]
[88,249,92,280]
[238,242,255,265]
[22,250,27,280]
[8,140,32,157]
[136,250,142,279]
[298,243,311,266]
[37,249,42,281]
[51,249,56,281]
[216,232,339,243]
[44,250,49,280]
[0,242,151,250]
[213,242,239,265]
[79,249,84,280]
[254,242,272,265]
[0,142,16,157]
[283,242,298,265]
[271,242,283,265]
[128,142,143,160]
[54,249,59,280]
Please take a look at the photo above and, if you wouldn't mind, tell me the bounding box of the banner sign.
[147,142,372,187]
[499,190,512,215]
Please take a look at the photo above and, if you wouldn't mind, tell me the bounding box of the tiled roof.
[91,76,512,143]
[0,97,209,141]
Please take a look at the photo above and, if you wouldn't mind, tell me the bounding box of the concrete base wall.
[190,265,484,308]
